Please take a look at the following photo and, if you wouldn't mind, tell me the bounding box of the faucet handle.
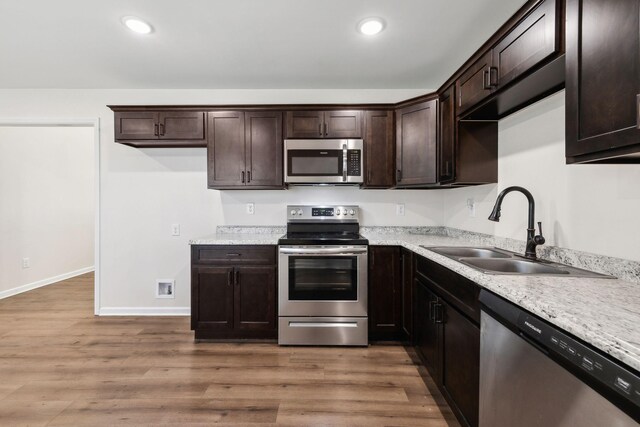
[535,221,546,245]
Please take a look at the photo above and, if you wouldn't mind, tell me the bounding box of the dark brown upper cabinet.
[457,51,495,115]
[285,110,362,139]
[207,111,284,190]
[439,86,456,183]
[492,0,560,90]
[114,111,206,147]
[395,99,438,187]
[362,110,395,188]
[566,0,640,163]
[453,0,564,120]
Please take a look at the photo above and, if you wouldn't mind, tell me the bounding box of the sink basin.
[427,246,512,259]
[460,258,570,275]
[421,245,613,278]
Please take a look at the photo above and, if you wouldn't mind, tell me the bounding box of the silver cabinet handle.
[279,247,367,255]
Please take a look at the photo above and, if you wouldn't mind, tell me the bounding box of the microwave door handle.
[342,143,348,182]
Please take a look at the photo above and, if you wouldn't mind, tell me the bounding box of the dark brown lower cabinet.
[191,245,277,340]
[368,246,402,340]
[400,249,413,340]
[414,278,441,380]
[413,255,481,427]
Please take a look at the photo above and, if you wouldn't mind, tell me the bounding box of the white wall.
[444,91,640,262]
[0,89,439,313]
[0,126,95,297]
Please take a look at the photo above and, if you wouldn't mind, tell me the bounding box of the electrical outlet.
[246,203,255,215]
[396,204,405,216]
[156,279,175,299]
[466,198,476,217]
[22,258,30,269]
[171,223,180,236]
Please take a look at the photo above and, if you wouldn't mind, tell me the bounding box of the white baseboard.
[98,307,190,316]
[0,266,94,300]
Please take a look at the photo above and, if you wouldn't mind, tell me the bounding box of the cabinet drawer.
[415,255,480,323]
[192,245,276,265]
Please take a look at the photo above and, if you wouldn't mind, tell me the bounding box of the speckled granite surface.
[189,226,284,245]
[190,225,640,372]
[363,229,640,373]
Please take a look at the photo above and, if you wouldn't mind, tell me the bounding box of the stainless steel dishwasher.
[479,290,639,426]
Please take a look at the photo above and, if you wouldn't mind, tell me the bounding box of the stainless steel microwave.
[284,139,363,185]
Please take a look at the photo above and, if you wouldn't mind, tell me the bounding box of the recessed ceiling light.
[122,16,153,34]
[358,17,385,36]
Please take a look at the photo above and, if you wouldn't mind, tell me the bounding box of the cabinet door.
[493,0,560,90]
[457,51,494,114]
[441,301,480,427]
[245,111,283,188]
[159,111,205,140]
[414,279,441,381]
[439,86,456,183]
[234,266,277,331]
[191,266,234,331]
[207,112,246,188]
[396,100,438,186]
[324,110,363,138]
[401,249,413,340]
[114,112,159,140]
[566,0,640,162]
[285,111,325,138]
[368,246,401,340]
[363,110,395,188]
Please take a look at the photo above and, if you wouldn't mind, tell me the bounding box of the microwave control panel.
[347,150,361,176]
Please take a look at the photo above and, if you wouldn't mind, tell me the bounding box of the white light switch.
[171,224,180,236]
[22,258,30,269]
[247,203,255,215]
[396,204,405,216]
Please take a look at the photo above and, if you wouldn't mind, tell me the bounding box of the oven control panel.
[287,205,359,222]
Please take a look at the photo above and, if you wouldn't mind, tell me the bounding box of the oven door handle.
[279,247,367,255]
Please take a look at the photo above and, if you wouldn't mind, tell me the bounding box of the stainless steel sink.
[427,246,512,259]
[420,245,613,278]
[460,258,569,275]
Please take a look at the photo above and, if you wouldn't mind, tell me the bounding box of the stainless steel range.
[278,205,368,346]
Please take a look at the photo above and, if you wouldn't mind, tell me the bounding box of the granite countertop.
[189,227,640,372]
[363,231,640,373]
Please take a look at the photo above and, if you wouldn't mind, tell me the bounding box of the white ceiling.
[0,0,526,89]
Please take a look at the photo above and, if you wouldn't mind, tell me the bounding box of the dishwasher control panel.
[518,313,640,408]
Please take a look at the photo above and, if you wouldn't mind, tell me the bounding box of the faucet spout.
[487,186,544,259]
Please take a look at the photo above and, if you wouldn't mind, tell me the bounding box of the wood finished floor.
[0,273,459,426]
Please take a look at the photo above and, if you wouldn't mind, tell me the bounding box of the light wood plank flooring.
[0,273,459,426]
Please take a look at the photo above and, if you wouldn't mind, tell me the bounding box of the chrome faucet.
[488,186,545,260]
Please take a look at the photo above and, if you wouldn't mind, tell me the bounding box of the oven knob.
[297,209,304,216]
[349,209,355,216]
[336,209,341,215]
[290,209,297,216]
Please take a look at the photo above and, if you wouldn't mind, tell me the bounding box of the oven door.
[278,245,368,317]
